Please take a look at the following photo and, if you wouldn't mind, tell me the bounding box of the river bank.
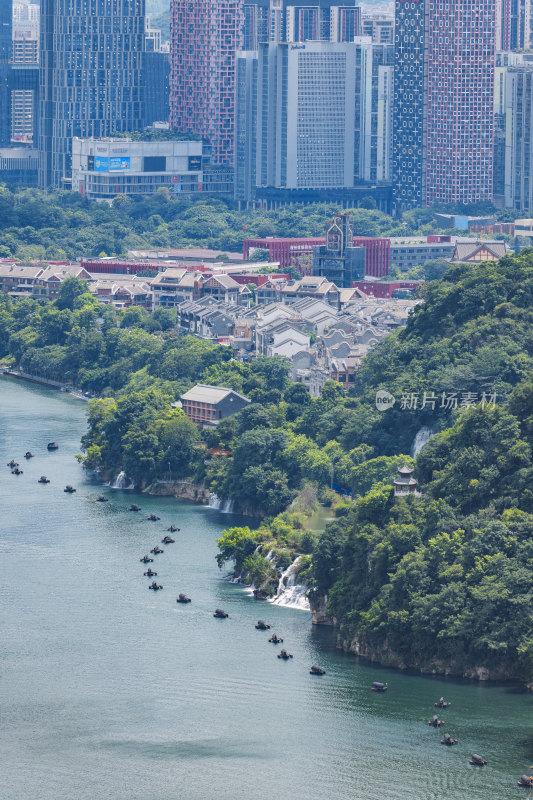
[1,368,92,401]
[308,593,531,684]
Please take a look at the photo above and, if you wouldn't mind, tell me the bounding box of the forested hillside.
[308,253,533,681]
[215,252,533,680]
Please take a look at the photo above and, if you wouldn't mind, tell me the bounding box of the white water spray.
[269,556,310,611]
[208,493,234,513]
[411,426,434,457]
[109,471,134,489]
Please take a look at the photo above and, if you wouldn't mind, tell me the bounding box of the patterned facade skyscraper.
[424,0,496,206]
[39,0,146,189]
[169,0,244,167]
[392,0,428,210]
[393,0,496,209]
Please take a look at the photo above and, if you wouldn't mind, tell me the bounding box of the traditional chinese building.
[393,464,419,498]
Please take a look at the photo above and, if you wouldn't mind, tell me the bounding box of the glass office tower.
[39,0,146,188]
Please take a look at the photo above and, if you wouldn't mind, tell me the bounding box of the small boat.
[213,608,228,618]
[371,681,387,692]
[434,697,451,708]
[176,594,191,604]
[140,555,154,563]
[38,476,50,484]
[148,581,163,591]
[24,452,34,459]
[7,459,18,468]
[278,649,293,660]
[168,525,179,532]
[268,634,283,644]
[161,536,175,544]
[144,569,157,577]
[47,442,59,450]
[64,485,76,493]
[441,734,458,746]
[469,754,487,766]
[428,715,445,727]
[255,620,271,630]
[310,665,325,675]
[150,546,164,555]
[518,776,533,788]
[129,504,141,512]
[96,495,108,502]
[11,467,23,475]
[147,513,160,521]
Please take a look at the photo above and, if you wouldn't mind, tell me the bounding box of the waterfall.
[269,556,310,611]
[208,492,223,509]
[109,471,134,490]
[208,493,234,513]
[411,426,434,457]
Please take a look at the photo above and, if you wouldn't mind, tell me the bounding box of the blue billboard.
[94,157,109,172]
[109,156,130,171]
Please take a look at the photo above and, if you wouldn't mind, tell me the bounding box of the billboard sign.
[188,155,202,171]
[94,156,109,172]
[109,156,130,171]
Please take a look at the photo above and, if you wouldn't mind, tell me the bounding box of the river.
[1,376,531,800]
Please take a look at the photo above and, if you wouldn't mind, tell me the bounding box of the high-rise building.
[286,5,329,40]
[367,42,394,184]
[329,5,361,42]
[39,0,146,189]
[500,58,533,209]
[392,0,428,210]
[169,0,244,167]
[11,6,39,144]
[244,1,270,49]
[0,3,12,147]
[285,2,359,41]
[235,51,258,203]
[361,15,393,44]
[143,20,169,127]
[494,51,533,209]
[424,0,496,206]
[253,39,388,192]
[269,0,285,41]
[393,0,496,210]
[497,0,531,50]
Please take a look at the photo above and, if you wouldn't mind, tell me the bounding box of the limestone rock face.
[309,593,335,626]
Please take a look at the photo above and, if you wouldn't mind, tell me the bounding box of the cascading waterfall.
[208,492,223,510]
[270,556,310,611]
[208,493,234,513]
[109,471,134,489]
[411,426,434,457]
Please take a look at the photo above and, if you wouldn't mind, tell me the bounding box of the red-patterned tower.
[424,0,496,206]
[169,0,244,167]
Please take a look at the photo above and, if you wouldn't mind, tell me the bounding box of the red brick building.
[243,236,390,277]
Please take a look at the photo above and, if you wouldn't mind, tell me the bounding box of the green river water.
[1,376,531,800]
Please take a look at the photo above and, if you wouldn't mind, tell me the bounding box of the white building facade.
[71,138,204,199]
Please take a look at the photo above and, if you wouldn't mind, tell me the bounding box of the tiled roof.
[181,384,250,404]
